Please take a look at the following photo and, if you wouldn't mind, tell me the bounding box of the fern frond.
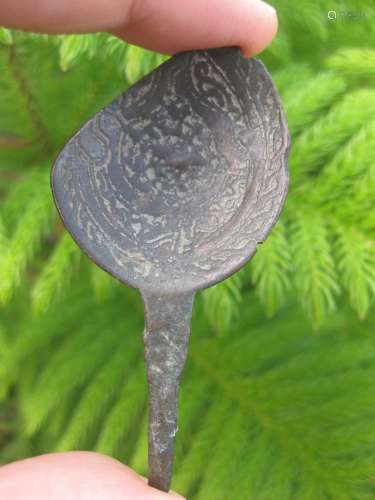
[290,89,375,180]
[0,28,13,46]
[290,212,340,326]
[56,335,140,450]
[56,33,167,83]
[90,265,117,302]
[0,323,11,398]
[172,398,232,495]
[263,31,293,66]
[154,53,169,67]
[228,430,280,500]
[335,227,375,318]
[124,45,158,84]
[304,119,375,236]
[174,372,214,464]
[22,309,134,434]
[20,323,102,434]
[124,44,148,83]
[0,281,95,391]
[250,222,291,316]
[204,311,308,378]
[59,35,98,72]
[32,233,82,314]
[183,302,375,499]
[1,168,47,231]
[0,215,7,260]
[6,36,127,152]
[325,48,375,80]
[104,36,127,57]
[194,410,248,500]
[279,0,329,41]
[95,362,147,456]
[312,118,375,199]
[202,275,242,336]
[103,36,129,76]
[0,180,55,303]
[284,72,346,136]
[0,43,52,159]
[272,64,313,97]
[128,414,148,475]
[344,165,375,231]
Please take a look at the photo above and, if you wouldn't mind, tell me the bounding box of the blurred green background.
[0,0,374,498]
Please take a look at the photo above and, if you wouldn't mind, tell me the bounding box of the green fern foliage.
[5,290,373,499]
[251,222,291,317]
[291,212,340,326]
[59,34,98,72]
[57,334,142,451]
[0,216,7,260]
[0,0,375,497]
[335,228,375,319]
[326,48,375,81]
[202,275,242,336]
[95,361,147,457]
[290,89,375,180]
[283,71,346,136]
[0,176,54,304]
[31,233,82,314]
[0,28,12,46]
[90,265,118,302]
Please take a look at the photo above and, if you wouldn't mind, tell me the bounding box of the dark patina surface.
[51,46,290,492]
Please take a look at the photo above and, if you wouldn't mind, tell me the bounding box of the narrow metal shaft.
[142,291,195,492]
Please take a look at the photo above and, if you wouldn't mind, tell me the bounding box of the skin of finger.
[113,0,278,56]
[0,452,185,500]
[0,0,277,57]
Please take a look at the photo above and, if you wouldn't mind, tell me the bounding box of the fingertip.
[138,476,185,499]
[0,452,186,500]
[112,0,279,59]
[240,0,278,57]
[168,491,186,499]
[150,490,185,499]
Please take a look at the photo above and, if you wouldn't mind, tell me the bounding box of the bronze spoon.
[51,46,290,492]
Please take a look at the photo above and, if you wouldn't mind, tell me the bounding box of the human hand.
[0,452,185,499]
[0,0,277,57]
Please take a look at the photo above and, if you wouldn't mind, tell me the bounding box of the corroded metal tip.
[143,292,194,491]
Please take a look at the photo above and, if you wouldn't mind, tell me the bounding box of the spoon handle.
[142,291,195,492]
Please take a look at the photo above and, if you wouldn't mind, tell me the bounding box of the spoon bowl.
[52,47,289,296]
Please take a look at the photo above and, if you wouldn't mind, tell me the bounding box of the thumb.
[0,452,185,500]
